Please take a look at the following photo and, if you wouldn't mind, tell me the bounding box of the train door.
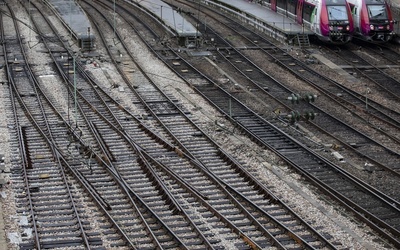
[296,0,304,23]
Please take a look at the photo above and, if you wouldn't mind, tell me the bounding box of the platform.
[44,0,95,49]
[133,0,199,37]
[130,0,201,47]
[204,0,314,44]
[214,0,308,34]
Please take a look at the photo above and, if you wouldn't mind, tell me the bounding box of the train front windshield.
[367,5,388,20]
[327,6,348,21]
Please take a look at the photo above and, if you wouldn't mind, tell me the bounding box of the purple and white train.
[346,0,396,42]
[267,0,355,44]
[264,0,396,43]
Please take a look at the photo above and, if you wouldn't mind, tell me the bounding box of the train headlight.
[370,24,375,30]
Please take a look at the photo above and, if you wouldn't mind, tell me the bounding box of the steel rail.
[324,45,400,100]
[80,0,338,248]
[181,0,400,174]
[160,48,400,247]
[3,3,92,248]
[180,0,400,145]
[213,41,400,175]
[19,1,181,248]
[0,5,44,248]
[123,2,400,245]
[30,2,199,247]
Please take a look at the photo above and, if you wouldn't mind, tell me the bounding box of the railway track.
[17,1,211,248]
[78,0,344,248]
[321,44,400,101]
[162,48,400,247]
[104,0,400,247]
[1,0,347,248]
[172,0,400,189]
[1,3,127,249]
[6,1,195,249]
[199,23,400,172]
[2,0,400,248]
[353,41,400,65]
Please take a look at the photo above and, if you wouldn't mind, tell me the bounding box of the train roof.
[133,0,201,37]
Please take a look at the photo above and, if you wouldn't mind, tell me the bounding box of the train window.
[367,5,388,19]
[277,0,287,9]
[366,0,385,4]
[326,0,347,4]
[352,6,357,15]
[287,0,297,14]
[327,6,348,20]
[303,3,315,22]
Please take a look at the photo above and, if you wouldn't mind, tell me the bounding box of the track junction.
[0,0,400,249]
